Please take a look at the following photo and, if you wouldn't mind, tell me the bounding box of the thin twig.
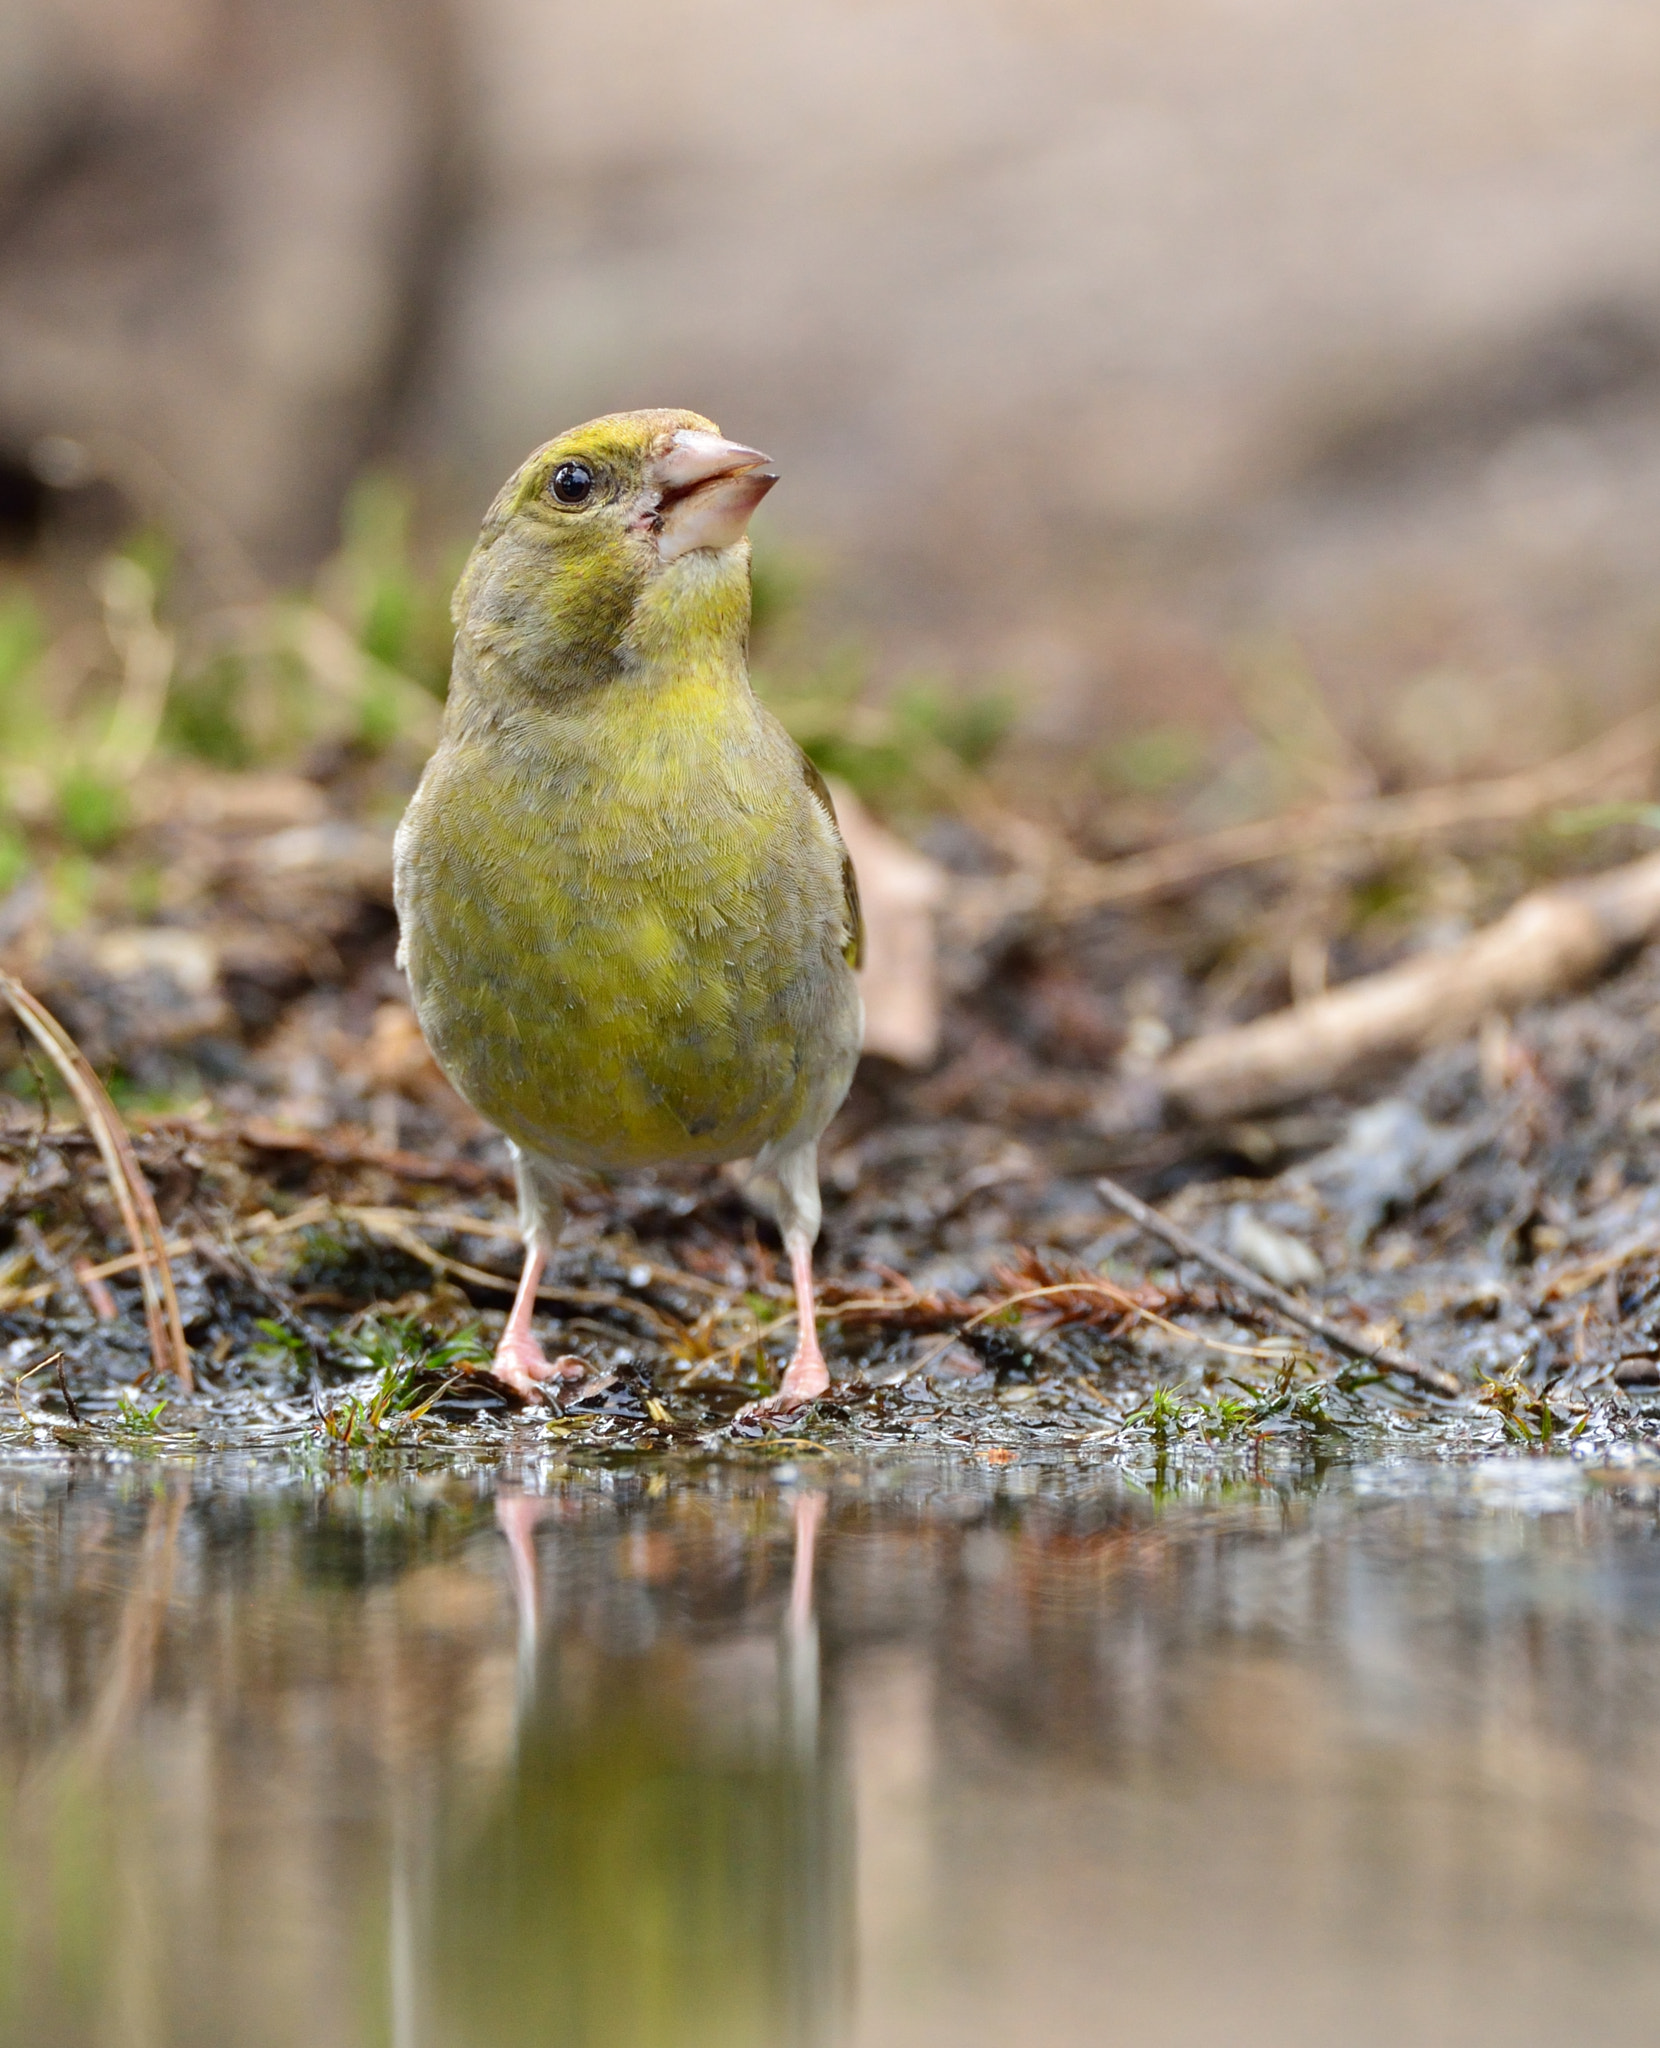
[73,1260,118,1320]
[691,1272,1301,1377]
[90,556,175,783]
[229,1118,514,1193]
[0,1045,55,1223]
[1536,1232,1660,1305]
[1047,703,1660,916]
[0,973,192,1387]
[1094,1174,1459,1398]
[956,1280,1292,1361]
[190,1236,331,1374]
[53,1354,81,1426]
[338,1205,735,1299]
[335,1207,690,1339]
[0,1200,728,1339]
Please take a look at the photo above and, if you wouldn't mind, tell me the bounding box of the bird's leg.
[493,1147,586,1404]
[739,1230,831,1419]
[733,1140,833,1422]
[491,1245,584,1404]
[778,1230,831,1406]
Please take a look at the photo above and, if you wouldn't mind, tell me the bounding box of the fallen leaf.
[829,779,947,1068]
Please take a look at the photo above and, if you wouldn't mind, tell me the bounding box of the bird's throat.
[623,543,752,673]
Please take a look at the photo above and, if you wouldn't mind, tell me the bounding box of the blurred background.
[5,0,1660,1123]
[5,0,1660,770]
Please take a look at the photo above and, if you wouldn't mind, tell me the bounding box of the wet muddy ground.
[8,785,1660,1470]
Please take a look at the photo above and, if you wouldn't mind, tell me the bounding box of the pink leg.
[492,1246,585,1404]
[740,1233,831,1418]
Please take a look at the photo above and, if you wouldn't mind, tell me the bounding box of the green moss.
[46,856,96,930]
[747,544,807,649]
[124,859,163,920]
[335,475,456,696]
[163,653,256,767]
[1097,722,1207,795]
[0,592,47,755]
[352,667,405,754]
[773,658,1014,815]
[117,526,176,601]
[313,1319,495,1449]
[114,1391,167,1434]
[896,676,1013,771]
[54,769,127,852]
[0,824,27,898]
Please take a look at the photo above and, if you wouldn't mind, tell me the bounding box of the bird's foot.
[736,1346,831,1424]
[490,1330,586,1406]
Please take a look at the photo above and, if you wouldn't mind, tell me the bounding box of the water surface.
[2,1447,1658,2047]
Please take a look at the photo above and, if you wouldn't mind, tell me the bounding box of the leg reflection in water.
[786,1488,825,1761]
[496,1489,558,1715]
[413,1481,852,2048]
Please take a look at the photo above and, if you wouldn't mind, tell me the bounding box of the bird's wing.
[800,754,864,970]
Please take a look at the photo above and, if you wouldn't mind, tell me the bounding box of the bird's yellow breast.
[395,659,856,1172]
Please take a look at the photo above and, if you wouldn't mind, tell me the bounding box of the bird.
[393,408,863,1413]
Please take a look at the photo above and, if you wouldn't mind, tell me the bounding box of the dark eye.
[549,461,595,506]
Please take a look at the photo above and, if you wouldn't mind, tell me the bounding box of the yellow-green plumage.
[394,410,862,1288]
[402,648,857,1171]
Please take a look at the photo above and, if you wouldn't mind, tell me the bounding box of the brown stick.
[1151,848,1660,1124]
[1094,1174,1461,1398]
[1048,704,1660,916]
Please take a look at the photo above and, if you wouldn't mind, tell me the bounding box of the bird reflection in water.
[399,1482,850,2048]
[9,1462,1660,2045]
[0,1469,851,2048]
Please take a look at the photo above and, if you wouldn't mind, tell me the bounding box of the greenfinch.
[393,410,863,1411]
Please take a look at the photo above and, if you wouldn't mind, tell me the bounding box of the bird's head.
[453,408,778,689]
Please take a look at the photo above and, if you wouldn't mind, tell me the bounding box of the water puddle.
[2,1446,1659,2045]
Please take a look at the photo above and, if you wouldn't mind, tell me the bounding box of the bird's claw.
[490,1334,587,1406]
[735,1352,830,1425]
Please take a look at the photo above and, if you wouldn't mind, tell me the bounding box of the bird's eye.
[548,461,595,506]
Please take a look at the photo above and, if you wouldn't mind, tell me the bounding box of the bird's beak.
[648,430,777,562]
